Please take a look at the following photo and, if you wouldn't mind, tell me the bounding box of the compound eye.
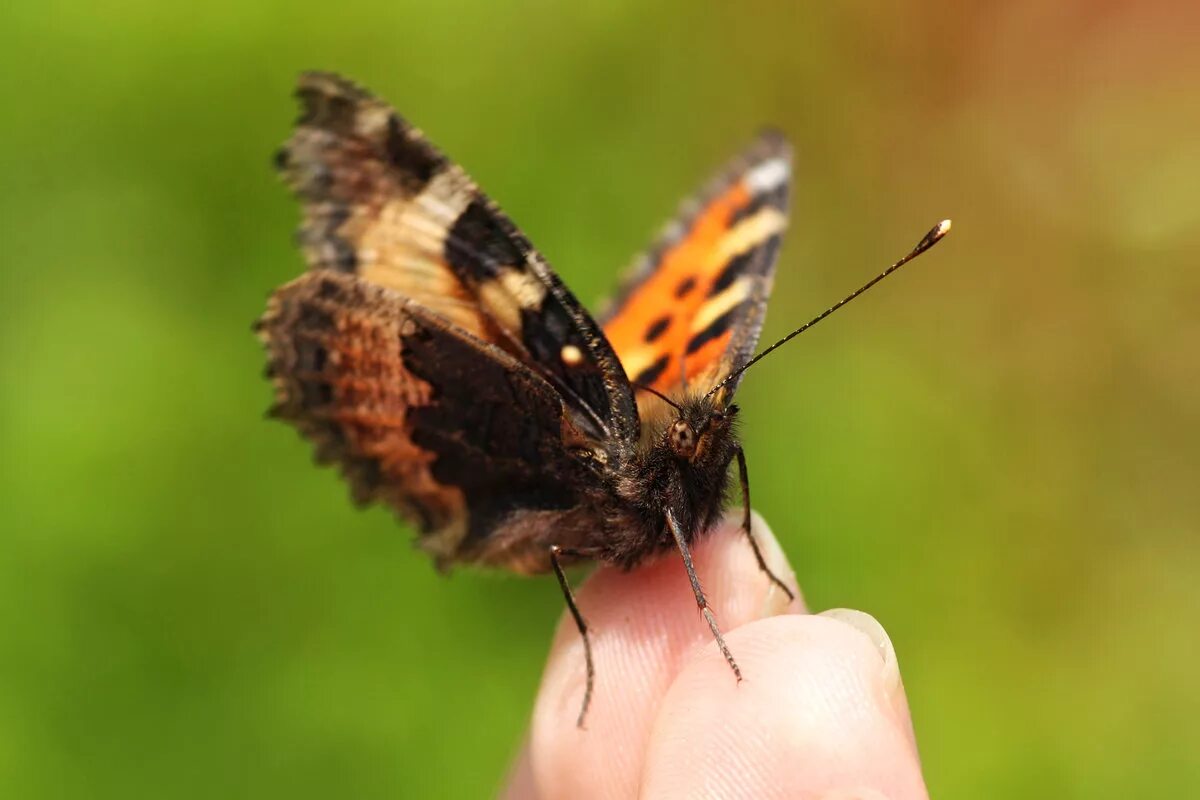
[669,420,697,457]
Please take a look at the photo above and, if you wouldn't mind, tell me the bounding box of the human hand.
[503,512,929,799]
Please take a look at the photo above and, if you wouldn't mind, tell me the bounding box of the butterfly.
[256,71,950,726]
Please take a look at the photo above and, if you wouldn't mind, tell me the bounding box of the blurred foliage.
[2,1,1197,797]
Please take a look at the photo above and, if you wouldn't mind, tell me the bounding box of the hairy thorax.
[599,395,741,568]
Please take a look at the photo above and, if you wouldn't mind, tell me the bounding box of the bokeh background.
[3,1,1197,797]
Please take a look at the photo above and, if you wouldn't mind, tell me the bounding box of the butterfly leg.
[665,509,742,682]
[735,446,795,602]
[549,544,595,728]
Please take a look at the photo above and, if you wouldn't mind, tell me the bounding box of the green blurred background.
[3,1,1197,797]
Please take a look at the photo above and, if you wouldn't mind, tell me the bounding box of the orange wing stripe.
[603,181,750,391]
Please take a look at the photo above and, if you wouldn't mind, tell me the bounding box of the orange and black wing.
[262,73,645,570]
[599,133,791,406]
[257,271,599,573]
[276,71,638,446]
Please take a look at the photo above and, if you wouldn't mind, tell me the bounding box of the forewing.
[599,133,791,405]
[276,71,638,445]
[256,270,600,573]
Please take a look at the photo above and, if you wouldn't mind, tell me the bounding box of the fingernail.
[743,510,800,617]
[818,608,902,699]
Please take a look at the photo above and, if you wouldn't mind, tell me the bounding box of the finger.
[640,612,927,800]
[528,511,804,799]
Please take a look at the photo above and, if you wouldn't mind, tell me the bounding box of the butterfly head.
[665,396,739,465]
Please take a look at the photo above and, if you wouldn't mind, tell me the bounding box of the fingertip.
[640,614,927,799]
[818,608,912,737]
[530,511,804,798]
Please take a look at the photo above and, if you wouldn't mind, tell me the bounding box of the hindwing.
[257,270,601,572]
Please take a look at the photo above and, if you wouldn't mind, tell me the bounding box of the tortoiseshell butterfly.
[256,72,949,725]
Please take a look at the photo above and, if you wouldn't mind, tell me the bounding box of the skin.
[503,512,930,800]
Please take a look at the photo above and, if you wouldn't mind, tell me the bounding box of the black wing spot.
[708,234,781,297]
[686,304,744,355]
[643,314,672,343]
[385,115,445,193]
[633,354,670,386]
[445,199,524,280]
[674,276,697,299]
[708,251,752,297]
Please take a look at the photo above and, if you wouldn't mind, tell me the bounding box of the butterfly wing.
[257,271,604,573]
[599,133,791,405]
[277,71,638,446]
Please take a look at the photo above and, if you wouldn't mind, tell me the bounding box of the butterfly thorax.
[600,397,740,569]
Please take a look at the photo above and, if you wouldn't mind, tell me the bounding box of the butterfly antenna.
[705,219,952,401]
[634,382,683,412]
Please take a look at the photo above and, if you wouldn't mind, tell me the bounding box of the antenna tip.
[913,218,953,255]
